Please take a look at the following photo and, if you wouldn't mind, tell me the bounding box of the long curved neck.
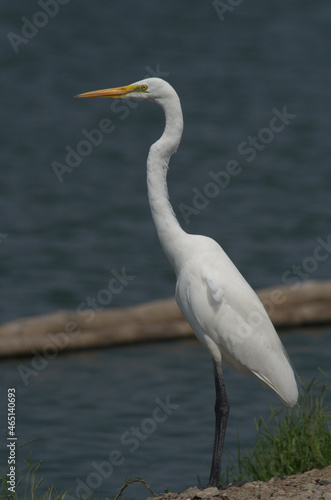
[147,93,187,272]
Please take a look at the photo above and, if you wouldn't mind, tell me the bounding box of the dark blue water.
[0,0,330,498]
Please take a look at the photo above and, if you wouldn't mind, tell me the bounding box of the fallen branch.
[0,280,330,358]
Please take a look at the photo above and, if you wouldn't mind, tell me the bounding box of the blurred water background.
[0,0,330,498]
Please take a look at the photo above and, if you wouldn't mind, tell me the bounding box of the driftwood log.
[0,280,330,359]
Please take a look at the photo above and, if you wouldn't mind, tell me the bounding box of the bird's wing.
[175,237,298,406]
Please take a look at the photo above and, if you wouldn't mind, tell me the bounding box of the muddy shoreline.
[149,466,331,500]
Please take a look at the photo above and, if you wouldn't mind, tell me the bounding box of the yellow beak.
[76,84,136,99]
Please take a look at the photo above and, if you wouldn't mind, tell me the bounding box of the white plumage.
[77,77,298,486]
[175,234,298,407]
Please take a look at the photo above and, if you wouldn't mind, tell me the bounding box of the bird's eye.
[140,84,148,92]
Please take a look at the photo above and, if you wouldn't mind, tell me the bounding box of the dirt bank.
[149,466,331,500]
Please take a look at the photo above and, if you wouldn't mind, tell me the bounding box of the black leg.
[208,359,230,487]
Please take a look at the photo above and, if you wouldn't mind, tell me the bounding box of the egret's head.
[76,77,176,104]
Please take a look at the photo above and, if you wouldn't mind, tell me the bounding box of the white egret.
[77,78,298,487]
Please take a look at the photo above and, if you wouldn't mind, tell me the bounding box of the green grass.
[1,451,69,500]
[1,453,155,500]
[221,374,331,484]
